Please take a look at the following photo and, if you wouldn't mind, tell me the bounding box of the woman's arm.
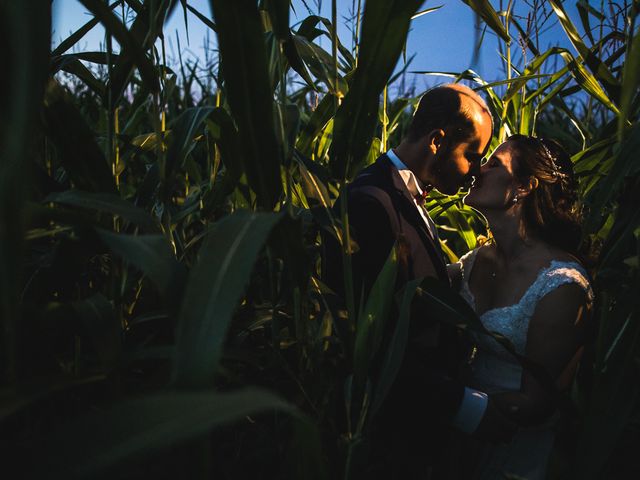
[492,283,592,426]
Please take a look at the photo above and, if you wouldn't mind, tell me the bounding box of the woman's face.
[464,140,521,210]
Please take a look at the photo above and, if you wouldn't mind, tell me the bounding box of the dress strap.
[458,248,480,310]
[459,248,480,282]
[520,261,594,316]
[538,261,593,301]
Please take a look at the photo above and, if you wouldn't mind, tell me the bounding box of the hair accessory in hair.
[538,138,568,180]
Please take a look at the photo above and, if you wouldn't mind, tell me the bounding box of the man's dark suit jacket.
[323,154,467,478]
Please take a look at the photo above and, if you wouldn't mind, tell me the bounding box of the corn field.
[0,0,639,478]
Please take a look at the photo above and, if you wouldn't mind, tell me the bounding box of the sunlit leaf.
[548,0,620,99]
[461,0,510,43]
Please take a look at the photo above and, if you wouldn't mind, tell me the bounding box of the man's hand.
[473,394,518,444]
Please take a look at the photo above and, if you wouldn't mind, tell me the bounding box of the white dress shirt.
[385,149,438,240]
[386,148,488,434]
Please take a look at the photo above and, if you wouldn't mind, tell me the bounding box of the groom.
[324,84,514,477]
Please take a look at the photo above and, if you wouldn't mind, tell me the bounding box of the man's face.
[432,110,492,195]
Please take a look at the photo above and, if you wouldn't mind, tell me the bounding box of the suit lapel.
[375,156,449,282]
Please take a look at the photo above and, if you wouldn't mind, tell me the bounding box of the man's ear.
[427,128,446,155]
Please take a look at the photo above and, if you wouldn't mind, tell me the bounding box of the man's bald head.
[406,83,492,144]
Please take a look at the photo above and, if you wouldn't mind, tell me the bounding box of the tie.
[414,190,429,205]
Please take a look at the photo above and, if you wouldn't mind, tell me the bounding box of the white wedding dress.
[457,248,593,480]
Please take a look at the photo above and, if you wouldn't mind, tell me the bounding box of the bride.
[449,134,594,479]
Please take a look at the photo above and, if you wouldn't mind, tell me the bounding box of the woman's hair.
[507,134,582,253]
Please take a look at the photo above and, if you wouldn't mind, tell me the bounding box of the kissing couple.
[324,84,594,479]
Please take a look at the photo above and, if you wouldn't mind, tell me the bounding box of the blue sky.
[52,0,587,92]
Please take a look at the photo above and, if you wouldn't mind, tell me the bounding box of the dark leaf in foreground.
[210,0,283,209]
[43,82,116,194]
[46,190,160,232]
[35,388,296,478]
[173,210,283,388]
[330,0,423,180]
[97,229,180,293]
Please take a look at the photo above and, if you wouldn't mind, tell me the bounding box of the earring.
[512,195,519,204]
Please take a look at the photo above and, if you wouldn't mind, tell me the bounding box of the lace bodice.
[457,248,593,392]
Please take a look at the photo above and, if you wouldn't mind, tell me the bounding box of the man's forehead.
[466,102,492,147]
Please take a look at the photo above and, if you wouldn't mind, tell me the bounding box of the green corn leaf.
[0,0,51,386]
[576,0,595,45]
[97,229,181,293]
[547,95,589,148]
[295,90,337,156]
[478,74,552,90]
[210,0,283,209]
[72,293,121,368]
[599,191,640,269]
[51,0,124,56]
[574,299,640,480]
[43,82,117,194]
[442,208,477,250]
[411,5,443,20]
[499,47,570,104]
[509,15,540,56]
[295,15,355,70]
[293,35,348,96]
[185,2,217,32]
[106,0,172,104]
[296,158,332,210]
[556,48,621,115]
[35,388,297,478]
[165,106,215,180]
[586,121,640,232]
[53,51,121,65]
[282,37,317,91]
[572,138,615,174]
[386,94,421,136]
[264,0,290,41]
[353,244,398,389]
[619,29,640,135]
[527,71,570,107]
[51,56,105,97]
[548,0,620,99]
[330,0,423,180]
[461,0,510,43]
[370,278,421,415]
[130,131,168,151]
[173,210,283,388]
[200,110,246,215]
[46,190,160,232]
[78,0,160,95]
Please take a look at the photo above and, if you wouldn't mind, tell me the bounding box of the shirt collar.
[386,148,424,199]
